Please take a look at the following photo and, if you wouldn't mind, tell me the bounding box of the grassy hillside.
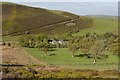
[73,17,118,36]
[2,2,93,36]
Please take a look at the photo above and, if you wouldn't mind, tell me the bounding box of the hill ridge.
[2,2,93,36]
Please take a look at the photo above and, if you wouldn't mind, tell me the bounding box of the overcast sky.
[2,0,118,16]
[2,0,119,2]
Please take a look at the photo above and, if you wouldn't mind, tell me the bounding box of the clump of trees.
[19,34,53,56]
[37,37,50,55]
[68,32,118,64]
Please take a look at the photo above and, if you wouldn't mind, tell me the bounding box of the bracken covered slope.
[2,2,93,36]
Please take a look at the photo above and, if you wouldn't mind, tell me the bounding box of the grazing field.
[73,17,118,36]
[25,48,118,70]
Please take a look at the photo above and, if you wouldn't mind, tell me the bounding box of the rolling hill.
[73,15,118,36]
[2,2,93,36]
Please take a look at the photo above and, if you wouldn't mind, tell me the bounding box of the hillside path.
[3,16,80,36]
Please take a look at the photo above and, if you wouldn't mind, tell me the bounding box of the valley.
[1,2,119,79]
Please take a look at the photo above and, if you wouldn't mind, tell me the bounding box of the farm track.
[3,16,80,36]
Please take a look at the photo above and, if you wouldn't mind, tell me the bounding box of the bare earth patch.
[2,45,46,65]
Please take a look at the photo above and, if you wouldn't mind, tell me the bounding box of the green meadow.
[73,17,118,36]
[25,48,118,70]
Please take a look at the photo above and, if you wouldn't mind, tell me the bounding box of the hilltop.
[2,2,93,36]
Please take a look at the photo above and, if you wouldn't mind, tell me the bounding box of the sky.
[2,0,119,16]
[2,0,120,2]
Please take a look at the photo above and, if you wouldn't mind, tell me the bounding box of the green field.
[73,17,118,36]
[25,48,118,70]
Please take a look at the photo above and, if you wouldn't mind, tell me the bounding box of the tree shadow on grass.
[48,49,57,51]
[49,53,56,56]
[74,54,108,60]
[74,54,85,57]
[74,54,93,58]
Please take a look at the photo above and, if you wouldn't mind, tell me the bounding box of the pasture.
[73,17,118,36]
[25,48,118,70]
